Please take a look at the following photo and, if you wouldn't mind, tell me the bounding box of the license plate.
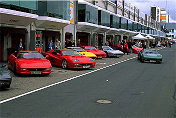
[31,72,41,74]
[83,65,90,68]
[97,56,102,59]
[150,60,156,62]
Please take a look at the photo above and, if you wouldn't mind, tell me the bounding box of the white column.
[25,24,31,50]
[74,24,77,46]
[60,28,65,49]
[103,32,106,46]
[121,34,123,41]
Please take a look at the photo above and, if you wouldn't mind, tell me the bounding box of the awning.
[77,22,98,32]
[132,33,148,40]
[0,8,38,26]
[35,16,70,30]
[145,35,155,40]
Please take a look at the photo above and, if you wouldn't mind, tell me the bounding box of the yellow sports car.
[66,47,97,59]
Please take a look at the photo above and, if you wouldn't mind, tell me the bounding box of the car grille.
[27,68,46,71]
[80,64,91,66]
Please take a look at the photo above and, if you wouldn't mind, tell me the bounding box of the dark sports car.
[138,49,162,63]
[0,65,12,89]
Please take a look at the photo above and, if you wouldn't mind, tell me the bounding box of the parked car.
[138,49,162,63]
[102,46,124,57]
[66,47,97,59]
[82,46,106,59]
[8,51,52,75]
[43,49,96,69]
[0,65,12,89]
[132,45,143,53]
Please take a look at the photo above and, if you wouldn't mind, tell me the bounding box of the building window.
[110,15,120,28]
[98,10,110,27]
[78,4,98,24]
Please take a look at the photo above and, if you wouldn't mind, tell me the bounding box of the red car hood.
[67,56,95,63]
[132,47,143,51]
[86,50,106,55]
[17,59,51,68]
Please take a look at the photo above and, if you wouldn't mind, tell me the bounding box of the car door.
[8,52,17,70]
[50,50,62,66]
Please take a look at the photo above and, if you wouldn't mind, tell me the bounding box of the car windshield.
[73,48,86,52]
[62,50,81,56]
[84,47,97,50]
[144,51,158,54]
[102,47,113,50]
[17,52,45,59]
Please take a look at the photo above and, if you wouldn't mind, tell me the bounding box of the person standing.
[123,40,128,55]
[17,38,24,51]
[48,39,54,51]
[127,40,133,54]
[77,39,81,47]
[55,38,61,49]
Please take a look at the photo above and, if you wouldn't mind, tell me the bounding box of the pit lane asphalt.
[0,45,175,118]
[0,52,137,101]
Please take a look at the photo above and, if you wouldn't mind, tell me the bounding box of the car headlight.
[20,68,27,71]
[72,59,79,62]
[89,59,93,61]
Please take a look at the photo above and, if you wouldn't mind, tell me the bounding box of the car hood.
[68,56,95,63]
[0,68,11,80]
[78,52,97,57]
[87,50,106,55]
[17,59,51,68]
[132,47,143,50]
[107,50,124,54]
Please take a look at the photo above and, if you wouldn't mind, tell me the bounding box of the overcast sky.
[127,0,176,23]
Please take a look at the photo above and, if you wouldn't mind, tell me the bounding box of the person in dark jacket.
[127,40,133,54]
[48,39,54,51]
[17,38,24,51]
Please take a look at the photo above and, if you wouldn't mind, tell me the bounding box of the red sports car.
[132,45,143,53]
[82,46,106,59]
[42,49,96,69]
[8,51,52,75]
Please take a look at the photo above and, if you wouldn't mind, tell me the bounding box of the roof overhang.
[0,8,38,26]
[77,22,98,32]
[35,16,70,30]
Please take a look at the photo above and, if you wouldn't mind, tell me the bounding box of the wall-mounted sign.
[70,1,74,24]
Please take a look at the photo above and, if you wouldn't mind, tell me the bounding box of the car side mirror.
[57,53,61,56]
[45,55,49,59]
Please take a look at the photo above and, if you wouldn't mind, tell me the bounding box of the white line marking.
[0,56,138,104]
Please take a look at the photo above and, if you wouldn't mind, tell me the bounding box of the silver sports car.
[102,46,124,57]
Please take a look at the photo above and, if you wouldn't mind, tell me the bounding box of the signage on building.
[70,0,74,24]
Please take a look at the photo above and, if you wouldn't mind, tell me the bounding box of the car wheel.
[62,60,68,69]
[8,61,11,69]
[141,58,144,63]
[14,63,17,73]
[156,60,162,64]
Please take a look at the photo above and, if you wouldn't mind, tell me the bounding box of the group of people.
[47,38,61,51]
[65,39,81,48]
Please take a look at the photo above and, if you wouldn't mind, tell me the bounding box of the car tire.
[8,61,11,69]
[62,60,68,69]
[14,63,17,74]
[141,58,144,63]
